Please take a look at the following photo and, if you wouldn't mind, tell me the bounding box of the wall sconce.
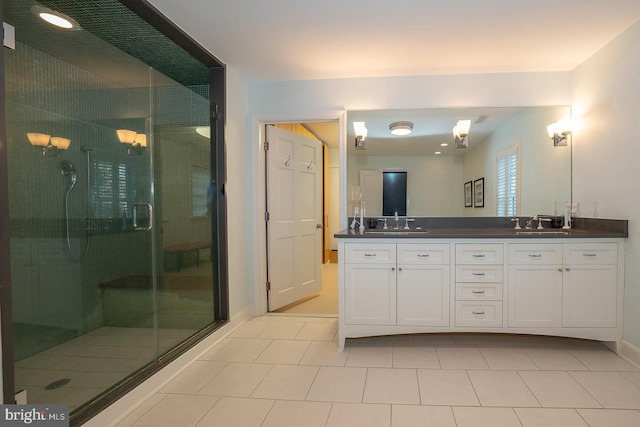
[117,129,147,154]
[353,121,368,150]
[389,121,413,136]
[547,118,572,146]
[453,119,471,148]
[27,132,71,156]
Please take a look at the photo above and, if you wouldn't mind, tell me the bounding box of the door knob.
[316,224,322,229]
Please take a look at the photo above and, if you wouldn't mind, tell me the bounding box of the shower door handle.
[133,203,153,231]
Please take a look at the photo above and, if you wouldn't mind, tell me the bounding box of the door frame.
[251,111,347,315]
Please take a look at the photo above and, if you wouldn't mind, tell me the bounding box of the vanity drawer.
[456,244,504,264]
[455,301,503,327]
[456,283,502,301]
[397,243,450,265]
[509,244,562,265]
[345,243,396,264]
[456,265,503,282]
[564,243,617,265]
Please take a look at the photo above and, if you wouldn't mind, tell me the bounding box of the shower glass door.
[3,0,217,415]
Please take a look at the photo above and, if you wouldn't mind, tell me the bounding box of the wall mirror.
[347,106,572,218]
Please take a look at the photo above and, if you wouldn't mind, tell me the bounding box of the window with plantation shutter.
[496,142,520,217]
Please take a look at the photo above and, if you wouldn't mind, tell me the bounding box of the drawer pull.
[528,254,542,258]
[472,290,486,294]
[582,253,597,257]
[472,272,486,276]
[417,254,430,258]
[472,310,485,315]
[364,253,377,257]
[472,254,486,258]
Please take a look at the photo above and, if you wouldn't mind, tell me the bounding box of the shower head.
[60,160,77,187]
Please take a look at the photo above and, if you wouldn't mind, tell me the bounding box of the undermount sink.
[515,230,570,236]
[365,229,429,236]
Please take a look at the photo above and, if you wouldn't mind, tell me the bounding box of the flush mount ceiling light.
[389,121,413,136]
[31,4,81,30]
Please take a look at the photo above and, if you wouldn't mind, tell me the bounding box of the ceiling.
[147,0,640,83]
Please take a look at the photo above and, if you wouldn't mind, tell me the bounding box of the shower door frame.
[0,0,229,421]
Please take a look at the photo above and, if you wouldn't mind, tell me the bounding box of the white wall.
[224,67,252,315]
[571,20,640,347]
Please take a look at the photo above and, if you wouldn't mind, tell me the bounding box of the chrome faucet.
[393,211,399,229]
[403,218,415,230]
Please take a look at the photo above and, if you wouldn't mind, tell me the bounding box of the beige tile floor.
[116,315,640,427]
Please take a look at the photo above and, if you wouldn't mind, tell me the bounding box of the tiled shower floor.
[15,326,196,411]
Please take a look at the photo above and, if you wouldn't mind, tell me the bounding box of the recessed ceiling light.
[440,143,448,147]
[434,151,442,155]
[32,5,81,30]
[389,121,413,136]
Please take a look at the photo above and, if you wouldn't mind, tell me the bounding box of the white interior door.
[360,169,383,216]
[266,125,323,310]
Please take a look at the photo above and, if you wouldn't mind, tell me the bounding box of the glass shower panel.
[4,2,162,411]
[150,71,215,355]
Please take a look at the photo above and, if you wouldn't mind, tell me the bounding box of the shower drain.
[45,378,71,390]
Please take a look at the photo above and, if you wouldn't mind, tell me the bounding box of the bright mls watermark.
[1,405,68,426]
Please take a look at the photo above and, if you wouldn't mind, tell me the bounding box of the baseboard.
[85,305,254,427]
[619,339,640,369]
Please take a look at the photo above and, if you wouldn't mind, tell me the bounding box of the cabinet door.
[563,264,617,327]
[508,265,563,328]
[397,265,450,326]
[344,263,396,325]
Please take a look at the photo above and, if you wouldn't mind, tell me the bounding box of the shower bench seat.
[163,241,211,272]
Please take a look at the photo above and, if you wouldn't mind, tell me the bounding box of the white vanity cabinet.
[343,242,450,327]
[337,236,624,352]
[562,243,618,327]
[343,243,396,325]
[508,244,563,328]
[455,244,504,327]
[396,244,450,327]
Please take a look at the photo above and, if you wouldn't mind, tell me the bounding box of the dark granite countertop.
[335,217,628,239]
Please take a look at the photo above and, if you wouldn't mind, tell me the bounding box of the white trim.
[84,305,254,427]
[619,339,640,369]
[251,110,347,316]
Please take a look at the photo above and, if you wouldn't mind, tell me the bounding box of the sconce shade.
[547,118,573,146]
[134,134,147,147]
[50,136,71,150]
[453,119,471,137]
[196,126,211,138]
[389,121,413,136]
[27,132,51,147]
[353,121,368,138]
[117,129,137,144]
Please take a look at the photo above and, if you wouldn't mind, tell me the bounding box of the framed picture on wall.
[464,181,473,207]
[474,178,484,208]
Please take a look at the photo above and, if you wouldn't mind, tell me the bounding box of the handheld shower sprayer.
[60,160,77,188]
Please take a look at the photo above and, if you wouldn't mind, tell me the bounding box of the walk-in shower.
[2,0,226,422]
